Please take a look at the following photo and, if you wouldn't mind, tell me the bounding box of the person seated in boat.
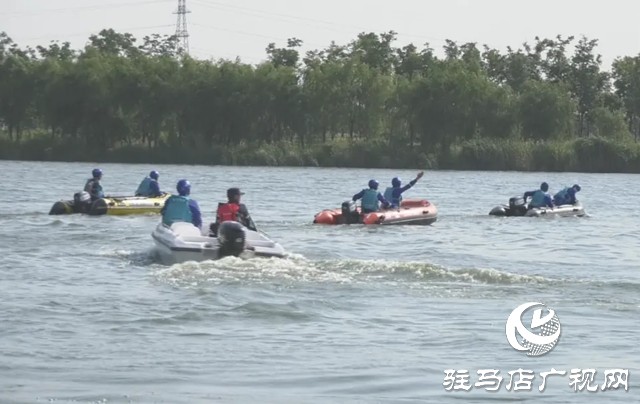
[135,170,162,197]
[383,171,424,208]
[161,179,202,229]
[523,182,554,209]
[553,184,581,206]
[84,168,104,202]
[209,187,257,236]
[352,180,391,214]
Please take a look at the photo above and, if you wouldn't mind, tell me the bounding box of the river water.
[0,161,637,403]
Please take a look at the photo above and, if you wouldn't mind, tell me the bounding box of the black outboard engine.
[508,195,528,216]
[73,191,93,214]
[217,221,246,258]
[341,200,360,224]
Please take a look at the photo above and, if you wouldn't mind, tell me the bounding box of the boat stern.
[313,209,338,224]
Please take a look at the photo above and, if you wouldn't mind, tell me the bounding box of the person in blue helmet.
[135,170,162,197]
[161,179,202,229]
[553,184,581,205]
[383,171,424,208]
[523,182,554,209]
[352,180,391,214]
[84,168,105,201]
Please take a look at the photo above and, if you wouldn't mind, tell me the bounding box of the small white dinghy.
[151,221,286,265]
[524,202,585,217]
[489,196,586,218]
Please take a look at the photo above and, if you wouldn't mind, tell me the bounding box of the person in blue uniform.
[352,180,391,213]
[84,168,104,201]
[135,170,162,197]
[383,171,424,208]
[553,184,581,205]
[161,179,202,229]
[523,182,554,209]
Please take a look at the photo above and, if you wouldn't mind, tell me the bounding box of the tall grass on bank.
[2,136,639,173]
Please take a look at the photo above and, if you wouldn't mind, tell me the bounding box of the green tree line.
[2,29,640,172]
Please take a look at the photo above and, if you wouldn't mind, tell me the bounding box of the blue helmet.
[368,179,379,190]
[150,170,159,180]
[176,179,191,196]
[572,184,581,192]
[392,177,401,187]
[92,168,102,178]
[540,182,549,192]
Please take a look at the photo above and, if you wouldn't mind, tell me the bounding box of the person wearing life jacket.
[161,179,202,229]
[135,170,162,197]
[523,182,554,209]
[84,168,105,202]
[383,171,424,208]
[352,179,391,214]
[209,187,257,236]
[209,188,258,237]
[553,184,581,205]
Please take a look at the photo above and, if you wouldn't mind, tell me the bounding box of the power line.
[189,21,331,49]
[14,24,173,42]
[0,0,172,17]
[191,22,298,43]
[191,0,457,44]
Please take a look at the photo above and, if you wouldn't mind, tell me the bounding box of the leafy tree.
[0,28,636,170]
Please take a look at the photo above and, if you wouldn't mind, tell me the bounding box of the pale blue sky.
[2,0,638,70]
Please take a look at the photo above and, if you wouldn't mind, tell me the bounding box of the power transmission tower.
[173,0,191,54]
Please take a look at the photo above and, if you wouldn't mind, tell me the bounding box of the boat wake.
[97,248,640,304]
[149,255,554,288]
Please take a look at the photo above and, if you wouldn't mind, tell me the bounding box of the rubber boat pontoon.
[151,221,286,265]
[49,192,170,216]
[489,195,586,217]
[313,198,438,225]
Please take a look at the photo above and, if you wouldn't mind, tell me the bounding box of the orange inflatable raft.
[313,198,438,225]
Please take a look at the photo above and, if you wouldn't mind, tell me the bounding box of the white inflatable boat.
[489,196,586,217]
[524,202,585,217]
[151,221,286,265]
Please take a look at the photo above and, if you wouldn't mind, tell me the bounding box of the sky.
[1,0,639,70]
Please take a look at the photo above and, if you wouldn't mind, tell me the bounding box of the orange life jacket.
[217,203,240,222]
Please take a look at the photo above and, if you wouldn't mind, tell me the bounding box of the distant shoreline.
[2,137,640,173]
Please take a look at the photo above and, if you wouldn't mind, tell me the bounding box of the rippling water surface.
[0,161,638,403]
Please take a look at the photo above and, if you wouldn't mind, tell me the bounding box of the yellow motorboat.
[49,192,171,216]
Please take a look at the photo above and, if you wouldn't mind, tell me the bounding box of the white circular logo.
[505,302,561,357]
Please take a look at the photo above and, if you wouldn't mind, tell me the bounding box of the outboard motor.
[508,195,528,216]
[341,200,360,224]
[217,221,246,258]
[488,204,507,216]
[73,191,93,214]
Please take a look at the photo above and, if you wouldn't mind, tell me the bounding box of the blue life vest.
[553,187,569,203]
[361,189,380,211]
[530,190,548,208]
[136,177,154,196]
[383,187,393,203]
[383,186,402,207]
[85,178,103,200]
[162,195,192,226]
